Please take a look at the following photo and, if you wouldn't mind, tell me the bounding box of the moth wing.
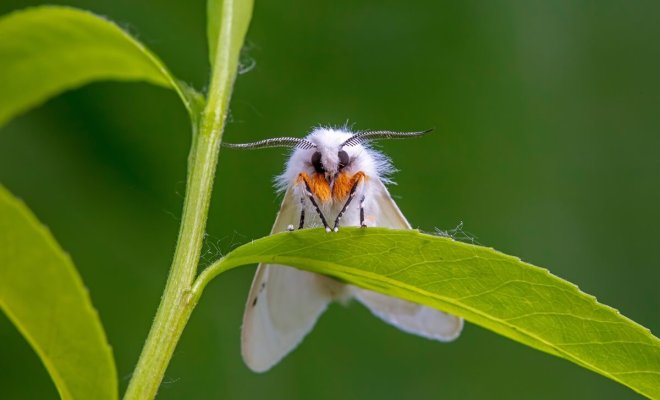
[241,187,342,372]
[352,179,464,341]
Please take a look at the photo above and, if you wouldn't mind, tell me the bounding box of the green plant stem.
[122,0,251,397]
[122,128,222,400]
[122,252,240,398]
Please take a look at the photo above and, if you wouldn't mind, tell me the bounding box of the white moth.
[225,127,463,372]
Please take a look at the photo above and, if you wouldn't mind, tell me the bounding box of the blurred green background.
[1,1,659,399]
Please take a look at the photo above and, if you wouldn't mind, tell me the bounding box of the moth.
[225,127,463,372]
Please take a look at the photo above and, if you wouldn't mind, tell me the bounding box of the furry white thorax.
[275,127,395,195]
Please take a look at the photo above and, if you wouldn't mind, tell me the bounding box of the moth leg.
[297,173,331,232]
[359,195,367,228]
[297,197,305,229]
[287,197,305,232]
[333,172,365,232]
[304,182,331,232]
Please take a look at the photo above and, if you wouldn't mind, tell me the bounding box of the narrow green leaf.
[0,6,202,127]
[0,185,117,400]
[212,228,660,399]
[206,0,254,71]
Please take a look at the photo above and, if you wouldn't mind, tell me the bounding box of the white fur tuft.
[274,127,395,194]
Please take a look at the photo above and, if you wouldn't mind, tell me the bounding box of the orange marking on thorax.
[333,171,366,201]
[297,172,332,203]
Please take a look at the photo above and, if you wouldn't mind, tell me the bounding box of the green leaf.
[0,6,202,128]
[0,185,117,400]
[210,227,660,399]
[206,0,254,70]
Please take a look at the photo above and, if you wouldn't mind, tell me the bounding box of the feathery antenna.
[223,137,316,150]
[341,128,433,147]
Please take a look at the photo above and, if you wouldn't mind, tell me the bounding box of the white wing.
[241,188,344,372]
[351,179,464,341]
[242,180,463,373]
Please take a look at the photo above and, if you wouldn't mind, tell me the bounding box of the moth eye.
[338,150,349,170]
[311,151,325,173]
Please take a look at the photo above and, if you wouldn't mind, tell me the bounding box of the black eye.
[338,150,349,170]
[311,151,325,173]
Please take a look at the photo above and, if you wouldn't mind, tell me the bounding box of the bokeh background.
[1,1,659,399]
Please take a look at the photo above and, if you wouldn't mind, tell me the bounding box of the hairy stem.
[122,129,221,400]
[123,0,253,398]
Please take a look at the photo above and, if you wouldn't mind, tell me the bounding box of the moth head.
[305,131,351,180]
